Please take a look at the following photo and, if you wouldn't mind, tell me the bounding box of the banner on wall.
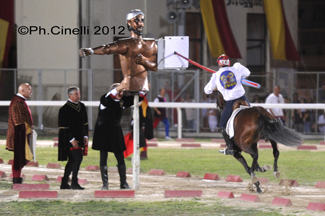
[0,0,14,68]
[200,0,242,59]
[264,0,300,61]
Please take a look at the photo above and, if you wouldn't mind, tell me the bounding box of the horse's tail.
[259,114,303,147]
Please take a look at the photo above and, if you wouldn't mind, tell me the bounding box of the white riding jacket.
[204,62,250,101]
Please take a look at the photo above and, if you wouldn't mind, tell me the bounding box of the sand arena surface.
[1,140,325,215]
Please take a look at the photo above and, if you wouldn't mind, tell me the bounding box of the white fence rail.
[1,101,325,109]
[1,101,324,138]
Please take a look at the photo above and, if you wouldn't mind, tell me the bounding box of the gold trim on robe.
[25,122,33,161]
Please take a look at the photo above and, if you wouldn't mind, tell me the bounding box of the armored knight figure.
[79,9,157,92]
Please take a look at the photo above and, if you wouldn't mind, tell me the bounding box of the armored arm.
[79,41,128,57]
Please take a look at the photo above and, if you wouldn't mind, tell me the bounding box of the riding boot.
[117,165,131,189]
[100,166,108,190]
[219,128,235,156]
[140,151,148,160]
[70,177,84,190]
[12,177,23,184]
[60,177,70,189]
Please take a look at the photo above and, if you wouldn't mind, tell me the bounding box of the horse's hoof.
[256,188,262,193]
[273,171,280,178]
[263,165,272,170]
[251,175,258,184]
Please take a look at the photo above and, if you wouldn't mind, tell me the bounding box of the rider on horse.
[204,54,251,156]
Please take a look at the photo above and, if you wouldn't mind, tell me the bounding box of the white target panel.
[157,36,189,70]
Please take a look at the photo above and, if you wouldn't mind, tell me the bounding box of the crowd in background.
[154,82,325,134]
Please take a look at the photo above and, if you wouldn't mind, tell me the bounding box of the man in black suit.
[92,77,146,190]
[58,86,88,190]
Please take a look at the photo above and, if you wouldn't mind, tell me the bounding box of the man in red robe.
[6,83,34,184]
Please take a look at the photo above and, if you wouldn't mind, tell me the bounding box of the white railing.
[0,101,324,138]
[1,101,324,109]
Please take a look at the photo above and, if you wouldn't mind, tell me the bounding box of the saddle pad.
[226,106,250,138]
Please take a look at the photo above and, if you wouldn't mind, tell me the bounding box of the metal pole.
[177,107,182,139]
[38,70,43,130]
[173,0,177,36]
[88,69,93,130]
[64,70,67,100]
[132,94,140,190]
[14,69,17,93]
[316,72,320,133]
[172,71,174,126]
[149,71,153,101]
[195,70,200,133]
[273,69,276,89]
[177,9,185,36]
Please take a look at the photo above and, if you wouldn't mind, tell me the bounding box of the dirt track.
[1,140,325,215]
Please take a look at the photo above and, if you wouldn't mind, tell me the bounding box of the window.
[186,12,203,66]
[246,13,266,72]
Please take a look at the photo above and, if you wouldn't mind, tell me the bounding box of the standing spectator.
[283,96,290,125]
[317,84,325,103]
[307,97,316,131]
[291,92,303,132]
[317,110,325,133]
[252,95,262,103]
[209,91,217,103]
[208,109,218,132]
[292,92,299,103]
[6,83,34,184]
[207,92,219,132]
[300,98,312,133]
[165,82,181,127]
[265,86,285,125]
[201,93,209,130]
[92,78,146,190]
[182,93,195,130]
[153,88,173,140]
[283,96,290,103]
[58,86,88,190]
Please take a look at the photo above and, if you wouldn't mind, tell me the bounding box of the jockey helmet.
[217,54,230,66]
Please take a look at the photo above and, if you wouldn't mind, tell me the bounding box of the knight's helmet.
[126,9,145,30]
[217,54,230,66]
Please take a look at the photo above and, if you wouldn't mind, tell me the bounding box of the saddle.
[233,99,249,110]
[226,99,251,138]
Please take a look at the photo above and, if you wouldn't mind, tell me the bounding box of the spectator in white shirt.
[265,86,285,125]
[182,93,195,130]
[318,110,325,133]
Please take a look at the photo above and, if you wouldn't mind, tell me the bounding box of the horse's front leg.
[233,151,250,175]
[270,139,280,178]
[249,146,259,183]
[247,145,262,193]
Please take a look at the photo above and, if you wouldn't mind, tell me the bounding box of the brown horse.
[215,91,302,193]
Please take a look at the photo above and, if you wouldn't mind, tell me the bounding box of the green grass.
[1,140,324,215]
[0,200,286,216]
[1,144,325,185]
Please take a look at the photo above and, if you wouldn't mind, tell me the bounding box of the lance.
[174,52,261,89]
